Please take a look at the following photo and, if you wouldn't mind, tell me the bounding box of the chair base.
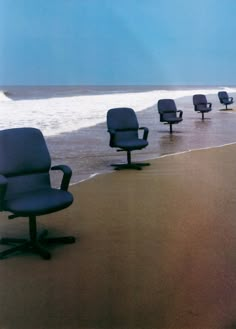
[0,215,76,260]
[164,122,179,134]
[198,112,210,120]
[111,150,150,170]
[111,162,150,171]
[220,107,233,111]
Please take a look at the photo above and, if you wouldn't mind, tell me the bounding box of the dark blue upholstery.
[0,127,75,259]
[0,128,51,176]
[218,91,234,110]
[4,188,73,217]
[107,107,139,131]
[157,99,183,133]
[0,128,73,213]
[193,94,212,119]
[107,108,149,170]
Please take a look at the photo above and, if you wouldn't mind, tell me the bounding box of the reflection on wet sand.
[47,93,236,185]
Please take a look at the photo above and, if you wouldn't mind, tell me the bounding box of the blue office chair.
[193,94,212,120]
[157,99,183,133]
[107,107,150,170]
[218,91,234,110]
[0,127,75,260]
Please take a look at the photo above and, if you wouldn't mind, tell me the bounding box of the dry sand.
[0,143,236,329]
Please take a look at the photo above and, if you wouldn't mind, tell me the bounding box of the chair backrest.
[157,99,177,114]
[107,107,139,130]
[107,108,139,147]
[193,94,207,106]
[0,128,51,199]
[157,99,178,122]
[218,91,228,101]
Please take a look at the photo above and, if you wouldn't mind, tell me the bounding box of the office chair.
[0,127,75,260]
[107,107,150,170]
[193,94,212,120]
[218,91,234,110]
[157,99,183,133]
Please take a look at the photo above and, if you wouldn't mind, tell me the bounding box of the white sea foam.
[0,87,235,137]
[0,90,11,102]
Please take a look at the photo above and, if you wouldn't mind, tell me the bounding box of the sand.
[0,143,236,329]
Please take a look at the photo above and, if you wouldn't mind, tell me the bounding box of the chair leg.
[0,215,75,260]
[201,112,205,120]
[111,150,150,170]
[225,104,233,110]
[0,241,30,259]
[169,124,173,134]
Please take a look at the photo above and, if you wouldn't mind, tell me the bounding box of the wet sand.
[0,144,236,328]
[46,92,236,185]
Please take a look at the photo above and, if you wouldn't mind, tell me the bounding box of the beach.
[3,85,236,184]
[0,87,236,328]
[45,89,236,184]
[0,145,236,328]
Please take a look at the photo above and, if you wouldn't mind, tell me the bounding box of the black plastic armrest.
[139,127,149,140]
[0,175,7,211]
[177,110,183,118]
[51,165,72,191]
[108,129,116,146]
[207,102,212,108]
[229,97,233,101]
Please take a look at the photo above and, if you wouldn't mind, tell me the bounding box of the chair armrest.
[139,127,149,140]
[177,110,183,118]
[229,97,234,102]
[206,102,212,108]
[108,129,116,146]
[0,175,7,211]
[51,165,72,191]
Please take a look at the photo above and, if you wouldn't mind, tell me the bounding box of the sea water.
[2,85,236,184]
[1,85,235,137]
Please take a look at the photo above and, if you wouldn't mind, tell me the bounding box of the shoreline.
[70,141,236,186]
[1,86,236,185]
[1,142,236,328]
[1,90,236,328]
[47,91,236,185]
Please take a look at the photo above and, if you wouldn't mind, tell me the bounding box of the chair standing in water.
[218,91,234,110]
[193,94,212,120]
[157,99,183,133]
[107,107,150,170]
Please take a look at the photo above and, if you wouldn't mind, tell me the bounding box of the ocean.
[1,85,236,184]
[1,85,235,136]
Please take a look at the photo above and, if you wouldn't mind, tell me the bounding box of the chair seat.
[115,139,148,151]
[196,106,211,112]
[163,117,183,124]
[4,188,73,216]
[222,100,233,105]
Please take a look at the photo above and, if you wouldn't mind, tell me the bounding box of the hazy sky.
[0,0,236,85]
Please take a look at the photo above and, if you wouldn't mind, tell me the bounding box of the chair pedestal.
[0,216,75,260]
[224,104,233,110]
[165,123,174,134]
[111,150,150,170]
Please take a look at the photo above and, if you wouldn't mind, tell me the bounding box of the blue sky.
[0,0,236,85]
